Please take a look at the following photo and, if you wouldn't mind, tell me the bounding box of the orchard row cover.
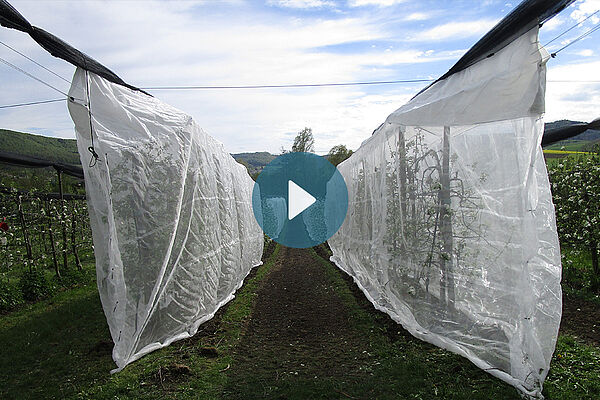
[0,0,571,397]
[328,27,561,398]
[68,69,264,371]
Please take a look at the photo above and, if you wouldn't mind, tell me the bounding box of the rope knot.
[88,146,100,167]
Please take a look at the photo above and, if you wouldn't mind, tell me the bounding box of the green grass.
[0,280,113,399]
[1,251,96,312]
[311,246,600,399]
[0,246,281,400]
[307,247,520,399]
[545,141,594,152]
[545,152,590,167]
[1,244,599,399]
[561,247,600,301]
[544,335,600,399]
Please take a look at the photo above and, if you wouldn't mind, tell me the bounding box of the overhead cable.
[542,9,600,47]
[2,79,600,111]
[142,79,600,91]
[141,79,435,90]
[0,39,71,83]
[0,98,64,109]
[551,20,600,57]
[0,55,68,96]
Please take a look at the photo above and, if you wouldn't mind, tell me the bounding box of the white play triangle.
[288,180,316,220]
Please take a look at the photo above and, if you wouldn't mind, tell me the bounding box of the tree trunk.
[591,243,599,275]
[398,127,407,254]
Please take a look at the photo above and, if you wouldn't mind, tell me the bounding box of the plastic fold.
[328,27,561,399]
[67,68,264,372]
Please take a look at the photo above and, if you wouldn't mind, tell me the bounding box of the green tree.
[549,148,600,281]
[291,127,315,153]
[326,144,353,166]
[236,158,252,176]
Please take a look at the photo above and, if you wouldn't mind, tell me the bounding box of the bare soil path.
[561,293,600,346]
[223,246,373,399]
[222,246,518,399]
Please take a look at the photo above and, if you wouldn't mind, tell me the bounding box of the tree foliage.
[382,126,484,310]
[291,127,315,153]
[327,144,353,166]
[548,148,600,277]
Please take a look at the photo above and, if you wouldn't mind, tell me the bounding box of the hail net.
[328,27,561,398]
[68,68,264,372]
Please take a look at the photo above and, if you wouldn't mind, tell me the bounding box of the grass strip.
[311,246,600,399]
[0,244,281,400]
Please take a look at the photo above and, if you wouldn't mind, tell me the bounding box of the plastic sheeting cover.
[328,27,561,398]
[67,68,264,371]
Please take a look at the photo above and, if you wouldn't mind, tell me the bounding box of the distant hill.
[4,121,594,176]
[544,120,600,150]
[232,152,276,175]
[0,129,277,169]
[0,129,80,165]
[0,130,83,192]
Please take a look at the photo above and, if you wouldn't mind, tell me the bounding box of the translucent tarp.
[328,28,561,398]
[67,68,264,371]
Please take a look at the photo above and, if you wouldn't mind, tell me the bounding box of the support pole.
[46,199,60,278]
[57,169,68,271]
[439,126,455,309]
[17,194,33,272]
[70,201,82,270]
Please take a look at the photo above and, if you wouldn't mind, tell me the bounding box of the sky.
[0,0,599,154]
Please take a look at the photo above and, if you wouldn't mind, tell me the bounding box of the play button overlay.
[252,152,348,248]
[288,180,315,220]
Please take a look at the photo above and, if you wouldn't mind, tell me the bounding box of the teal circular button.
[252,152,348,248]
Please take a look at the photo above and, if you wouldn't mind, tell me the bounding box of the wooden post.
[46,199,60,278]
[17,194,33,272]
[70,201,82,270]
[39,199,48,253]
[57,169,68,271]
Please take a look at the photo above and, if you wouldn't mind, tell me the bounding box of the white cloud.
[545,60,600,123]
[348,0,406,7]
[0,0,597,154]
[570,0,600,22]
[403,12,431,21]
[575,49,595,57]
[268,0,335,9]
[410,19,499,41]
[542,15,564,31]
[0,0,431,153]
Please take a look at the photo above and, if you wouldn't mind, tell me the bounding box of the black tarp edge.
[0,0,148,95]
[0,0,30,32]
[0,151,84,179]
[542,117,600,147]
[412,0,575,99]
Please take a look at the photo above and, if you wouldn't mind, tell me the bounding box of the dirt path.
[221,246,522,400]
[561,294,600,346]
[223,246,373,399]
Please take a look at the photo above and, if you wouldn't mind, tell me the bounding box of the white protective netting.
[328,27,561,398]
[67,68,264,371]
